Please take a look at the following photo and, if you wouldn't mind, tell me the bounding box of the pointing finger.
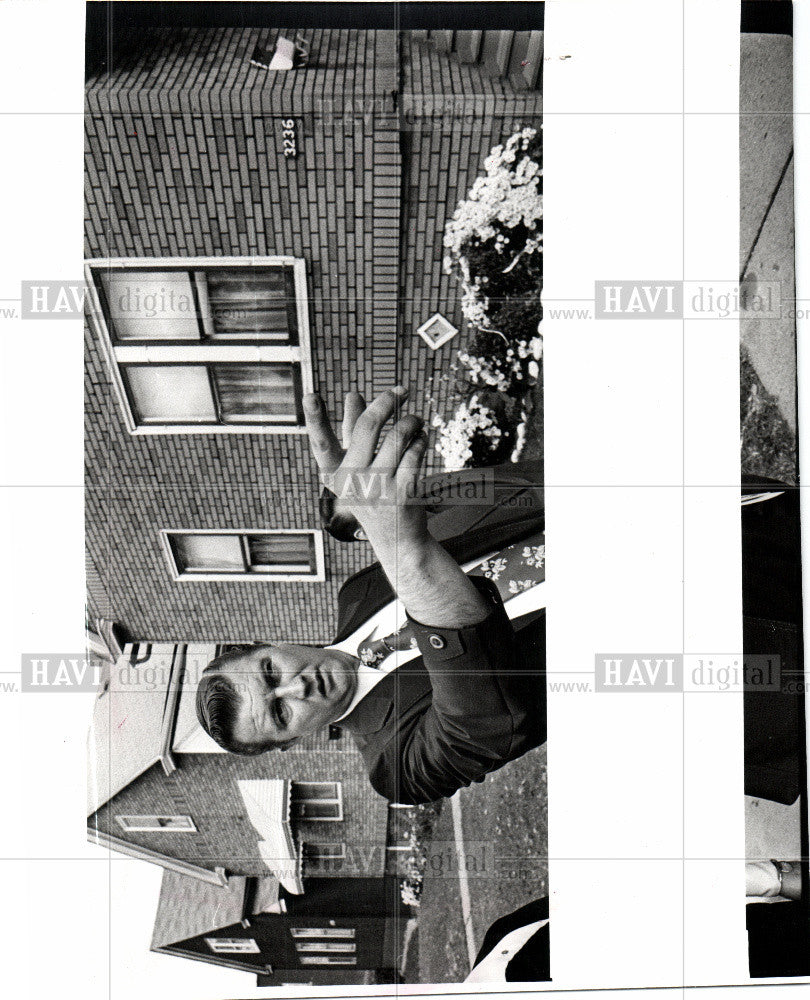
[341,391,366,449]
[395,431,428,498]
[344,386,408,469]
[303,393,343,473]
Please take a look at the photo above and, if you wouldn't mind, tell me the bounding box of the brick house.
[84,25,543,645]
[84,19,542,983]
[88,640,413,982]
[88,641,417,883]
[150,870,406,985]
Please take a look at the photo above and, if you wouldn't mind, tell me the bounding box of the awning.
[237,779,304,894]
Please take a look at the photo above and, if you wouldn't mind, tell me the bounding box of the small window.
[162,530,325,582]
[85,258,312,434]
[205,937,260,954]
[299,956,357,966]
[290,781,343,821]
[302,843,346,871]
[291,927,355,940]
[116,815,195,833]
[295,942,356,954]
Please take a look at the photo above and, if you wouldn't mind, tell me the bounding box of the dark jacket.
[336,498,546,804]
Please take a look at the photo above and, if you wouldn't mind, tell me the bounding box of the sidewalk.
[415,745,548,982]
[740,32,796,439]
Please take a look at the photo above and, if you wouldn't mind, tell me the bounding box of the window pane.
[211,364,298,423]
[292,802,341,820]
[292,783,339,800]
[124,366,216,423]
[172,534,245,573]
[205,937,260,954]
[295,942,356,954]
[117,815,195,832]
[100,271,201,341]
[201,268,297,341]
[300,956,357,966]
[291,928,355,939]
[248,534,315,573]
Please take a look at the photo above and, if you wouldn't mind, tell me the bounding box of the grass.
[740,345,797,485]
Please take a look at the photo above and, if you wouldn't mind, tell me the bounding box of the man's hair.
[319,486,362,543]
[195,644,293,755]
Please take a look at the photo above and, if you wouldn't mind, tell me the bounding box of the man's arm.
[303,387,490,628]
[368,574,540,804]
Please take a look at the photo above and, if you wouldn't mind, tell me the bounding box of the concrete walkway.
[740,32,796,432]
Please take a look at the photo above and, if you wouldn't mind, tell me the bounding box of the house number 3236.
[281,119,297,159]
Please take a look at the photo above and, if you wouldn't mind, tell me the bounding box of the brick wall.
[398,33,543,464]
[85,29,400,642]
[84,28,542,643]
[90,734,389,878]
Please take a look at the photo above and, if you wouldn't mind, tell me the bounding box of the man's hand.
[304,388,490,629]
[303,387,429,551]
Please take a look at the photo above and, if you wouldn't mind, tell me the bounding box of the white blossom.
[432,395,502,472]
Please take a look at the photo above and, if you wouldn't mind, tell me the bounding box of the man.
[196,386,547,804]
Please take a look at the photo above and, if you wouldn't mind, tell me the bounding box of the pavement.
[740,31,803,876]
[414,745,547,983]
[740,32,796,433]
[407,31,798,985]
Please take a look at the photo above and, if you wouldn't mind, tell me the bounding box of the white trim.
[84,256,312,435]
[416,312,458,350]
[295,942,356,954]
[299,956,357,966]
[290,927,355,939]
[115,814,196,833]
[88,828,228,885]
[160,528,326,583]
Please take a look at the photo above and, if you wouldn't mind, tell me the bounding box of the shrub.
[434,126,543,471]
[398,802,442,908]
[443,126,543,339]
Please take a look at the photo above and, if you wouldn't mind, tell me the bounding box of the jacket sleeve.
[375,574,523,804]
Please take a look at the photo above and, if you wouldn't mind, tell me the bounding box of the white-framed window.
[204,937,260,954]
[295,942,356,954]
[85,257,313,434]
[290,781,343,821]
[290,927,355,940]
[161,529,325,583]
[115,814,196,833]
[299,956,357,966]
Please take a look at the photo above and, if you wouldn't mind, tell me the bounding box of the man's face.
[220,644,358,748]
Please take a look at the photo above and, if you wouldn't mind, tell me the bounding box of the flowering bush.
[443,126,543,344]
[431,394,504,472]
[398,802,442,908]
[432,126,543,471]
[458,332,543,395]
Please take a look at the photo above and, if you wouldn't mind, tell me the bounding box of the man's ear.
[353,527,367,541]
